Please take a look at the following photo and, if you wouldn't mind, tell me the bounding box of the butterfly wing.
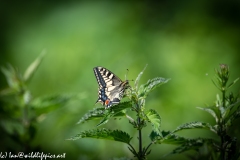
[93,66,128,108]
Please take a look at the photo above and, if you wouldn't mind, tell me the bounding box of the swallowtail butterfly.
[93,66,129,108]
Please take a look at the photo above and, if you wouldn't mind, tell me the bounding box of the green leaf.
[77,107,105,124]
[197,106,220,123]
[223,99,240,121]
[96,111,112,127]
[0,119,24,135]
[134,64,148,89]
[30,94,74,114]
[212,79,221,91]
[225,110,240,127]
[227,77,239,90]
[154,131,188,145]
[149,130,162,141]
[0,87,18,97]
[153,131,211,156]
[138,77,170,98]
[96,101,132,127]
[146,109,161,135]
[165,138,207,156]
[110,101,132,113]
[68,128,132,144]
[24,50,46,82]
[1,65,23,91]
[77,101,131,126]
[172,121,217,134]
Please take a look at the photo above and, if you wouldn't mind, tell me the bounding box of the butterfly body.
[93,66,129,108]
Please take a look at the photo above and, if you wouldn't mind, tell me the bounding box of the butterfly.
[93,66,129,108]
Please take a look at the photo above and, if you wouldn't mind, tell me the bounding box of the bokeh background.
[0,1,239,159]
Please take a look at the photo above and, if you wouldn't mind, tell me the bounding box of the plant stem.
[220,134,225,160]
[220,86,226,160]
[138,117,143,160]
[222,90,226,108]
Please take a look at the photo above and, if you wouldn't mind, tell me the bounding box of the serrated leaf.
[165,138,207,156]
[138,77,170,98]
[149,130,162,141]
[77,107,105,124]
[77,101,131,126]
[146,109,161,135]
[110,101,132,113]
[68,128,132,144]
[96,101,132,127]
[172,121,217,134]
[197,106,220,123]
[155,131,188,145]
[23,50,46,82]
[134,64,148,89]
[97,112,112,127]
[154,131,211,156]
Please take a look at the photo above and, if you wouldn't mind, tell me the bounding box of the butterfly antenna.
[125,69,134,83]
[125,69,129,80]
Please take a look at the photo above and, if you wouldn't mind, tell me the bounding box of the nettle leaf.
[97,112,112,127]
[77,107,106,124]
[0,119,24,135]
[138,77,170,98]
[172,121,217,134]
[146,109,161,135]
[68,128,132,144]
[110,101,132,113]
[23,50,46,82]
[134,64,148,89]
[223,99,240,121]
[197,106,220,123]
[31,94,74,114]
[225,110,240,127]
[96,101,132,127]
[166,138,207,156]
[1,65,23,91]
[149,130,162,141]
[153,131,210,156]
[152,131,187,145]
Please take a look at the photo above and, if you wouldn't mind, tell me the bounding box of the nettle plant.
[0,52,73,152]
[69,64,240,160]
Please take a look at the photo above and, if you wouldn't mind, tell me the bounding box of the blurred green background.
[0,0,240,159]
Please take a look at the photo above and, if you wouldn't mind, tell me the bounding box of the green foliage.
[77,101,132,127]
[68,128,132,144]
[145,109,161,135]
[164,64,240,160]
[0,53,73,152]
[71,64,240,160]
[172,121,217,134]
[3,57,239,160]
[138,77,170,99]
[71,65,170,160]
